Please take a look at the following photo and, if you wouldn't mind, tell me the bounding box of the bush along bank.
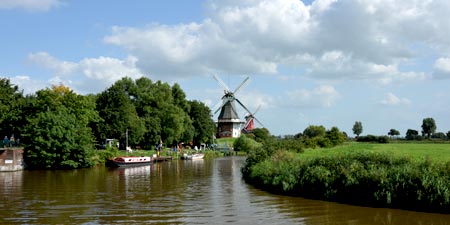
[242,149,450,213]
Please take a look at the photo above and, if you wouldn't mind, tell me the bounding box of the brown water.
[1,156,449,224]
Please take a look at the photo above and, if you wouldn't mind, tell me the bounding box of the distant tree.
[352,121,363,137]
[251,128,272,143]
[326,126,347,146]
[431,132,446,140]
[406,129,419,140]
[447,131,450,140]
[388,129,400,138]
[421,117,436,139]
[233,135,261,152]
[303,125,326,138]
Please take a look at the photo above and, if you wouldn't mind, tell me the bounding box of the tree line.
[352,118,450,141]
[0,77,216,169]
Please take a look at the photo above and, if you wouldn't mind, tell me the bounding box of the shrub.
[244,150,450,213]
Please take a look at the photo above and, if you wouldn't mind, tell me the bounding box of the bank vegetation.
[241,132,450,213]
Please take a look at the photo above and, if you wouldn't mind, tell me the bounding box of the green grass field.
[302,142,450,163]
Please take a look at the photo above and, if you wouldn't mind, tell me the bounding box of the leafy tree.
[431,132,446,140]
[447,131,450,140]
[388,129,400,138]
[0,78,24,139]
[233,134,261,152]
[326,126,347,146]
[94,79,145,147]
[251,128,272,143]
[23,108,95,169]
[188,100,215,145]
[421,117,436,139]
[22,85,98,169]
[303,125,326,138]
[352,121,363,137]
[405,129,419,140]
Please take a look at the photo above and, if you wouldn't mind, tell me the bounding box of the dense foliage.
[356,135,389,143]
[241,125,347,174]
[0,78,215,169]
[243,149,450,213]
[22,86,99,169]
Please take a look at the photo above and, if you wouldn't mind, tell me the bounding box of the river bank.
[242,142,450,213]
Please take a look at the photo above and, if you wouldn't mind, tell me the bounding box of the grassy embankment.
[244,142,450,213]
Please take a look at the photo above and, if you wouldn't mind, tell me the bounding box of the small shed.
[0,148,24,172]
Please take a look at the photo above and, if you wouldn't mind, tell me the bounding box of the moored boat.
[107,156,153,167]
[181,153,204,160]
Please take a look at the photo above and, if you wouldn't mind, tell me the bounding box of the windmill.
[212,75,262,138]
[243,105,265,133]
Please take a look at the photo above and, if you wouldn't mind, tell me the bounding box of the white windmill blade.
[233,76,250,94]
[213,74,230,92]
[253,105,262,115]
[214,98,231,115]
[211,99,223,115]
[254,117,265,128]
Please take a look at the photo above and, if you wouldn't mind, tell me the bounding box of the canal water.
[1,156,449,224]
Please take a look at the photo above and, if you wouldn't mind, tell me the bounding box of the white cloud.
[99,0,450,87]
[432,57,450,79]
[380,92,411,106]
[27,52,143,93]
[8,75,47,95]
[285,84,340,108]
[28,52,76,75]
[0,0,62,11]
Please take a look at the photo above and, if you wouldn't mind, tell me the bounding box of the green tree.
[388,129,400,138]
[406,129,419,140]
[0,78,24,140]
[233,134,261,152]
[23,108,94,169]
[188,100,215,145]
[303,125,326,138]
[22,86,98,169]
[352,121,363,137]
[251,128,272,143]
[326,126,347,146]
[95,78,145,147]
[421,117,436,139]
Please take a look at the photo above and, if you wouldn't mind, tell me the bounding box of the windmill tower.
[213,75,250,138]
[242,105,265,133]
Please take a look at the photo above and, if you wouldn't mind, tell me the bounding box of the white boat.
[107,156,153,167]
[181,153,204,160]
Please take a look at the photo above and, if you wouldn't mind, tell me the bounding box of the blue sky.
[2,0,450,136]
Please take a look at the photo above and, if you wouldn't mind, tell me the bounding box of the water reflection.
[0,157,449,224]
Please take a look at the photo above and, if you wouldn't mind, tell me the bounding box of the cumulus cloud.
[7,75,47,95]
[432,57,450,79]
[380,92,411,106]
[285,85,340,108]
[0,0,62,11]
[100,0,450,87]
[27,52,143,93]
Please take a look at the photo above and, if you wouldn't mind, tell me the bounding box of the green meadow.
[302,142,450,163]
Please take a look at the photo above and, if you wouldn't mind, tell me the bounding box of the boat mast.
[126,129,128,150]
